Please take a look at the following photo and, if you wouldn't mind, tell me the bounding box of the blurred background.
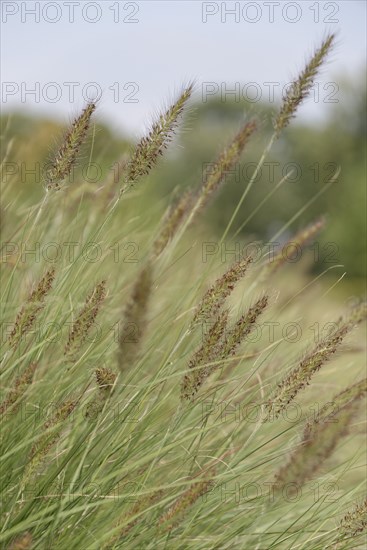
[1,0,366,287]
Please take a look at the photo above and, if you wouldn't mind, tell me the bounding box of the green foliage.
[1,45,366,549]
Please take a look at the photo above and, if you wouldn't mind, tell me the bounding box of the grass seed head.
[304,378,367,440]
[274,34,335,135]
[266,325,348,419]
[194,119,257,213]
[191,255,253,328]
[0,362,37,416]
[85,367,117,419]
[221,295,269,358]
[338,499,367,540]
[274,379,367,490]
[8,268,56,350]
[183,296,268,401]
[181,310,229,401]
[265,216,325,276]
[24,397,78,485]
[266,300,367,419]
[122,84,193,191]
[118,262,153,371]
[46,101,96,190]
[64,280,106,359]
[158,469,216,532]
[105,490,164,546]
[8,532,32,550]
[152,190,194,259]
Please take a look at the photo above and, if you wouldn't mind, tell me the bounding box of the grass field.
[1,34,366,549]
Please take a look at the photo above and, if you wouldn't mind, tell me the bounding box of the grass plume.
[274,34,335,135]
[117,262,153,371]
[191,255,253,328]
[193,119,257,214]
[221,295,269,357]
[122,84,193,191]
[85,367,117,419]
[274,378,367,490]
[8,268,55,350]
[158,470,216,532]
[265,302,367,419]
[338,499,367,541]
[182,296,268,401]
[45,101,96,190]
[104,490,164,547]
[0,362,37,416]
[152,191,194,259]
[8,532,32,550]
[181,310,229,401]
[64,280,106,360]
[23,397,78,485]
[264,216,325,276]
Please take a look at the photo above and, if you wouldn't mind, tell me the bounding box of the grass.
[1,34,366,549]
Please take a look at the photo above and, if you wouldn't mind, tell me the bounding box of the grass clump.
[1,33,366,550]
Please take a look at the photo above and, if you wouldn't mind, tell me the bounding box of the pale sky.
[1,1,366,137]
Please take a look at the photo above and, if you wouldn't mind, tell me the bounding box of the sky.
[1,0,366,137]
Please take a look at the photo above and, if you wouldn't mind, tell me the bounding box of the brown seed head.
[118,262,153,371]
[191,255,253,328]
[46,101,96,190]
[64,280,106,359]
[274,34,335,135]
[122,85,193,190]
[8,268,56,349]
[158,469,216,532]
[194,120,257,213]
